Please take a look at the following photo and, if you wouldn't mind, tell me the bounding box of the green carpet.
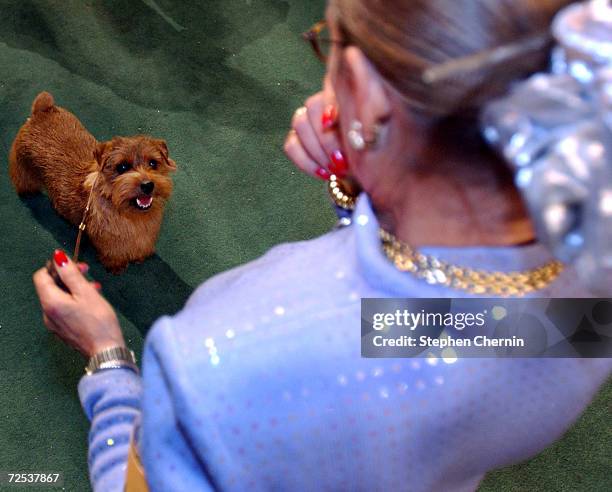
[0,1,608,490]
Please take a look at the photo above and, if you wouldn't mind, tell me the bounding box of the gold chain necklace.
[379,228,564,297]
[323,174,563,296]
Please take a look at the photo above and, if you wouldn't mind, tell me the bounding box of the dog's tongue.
[137,196,153,207]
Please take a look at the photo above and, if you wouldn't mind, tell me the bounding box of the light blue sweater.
[79,195,611,491]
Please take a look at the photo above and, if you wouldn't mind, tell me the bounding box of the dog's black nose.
[140,181,155,195]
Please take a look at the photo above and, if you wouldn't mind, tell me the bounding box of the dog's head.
[93,136,176,215]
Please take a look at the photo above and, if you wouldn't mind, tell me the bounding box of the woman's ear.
[342,46,392,141]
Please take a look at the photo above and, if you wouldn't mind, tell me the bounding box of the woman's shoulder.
[185,225,357,309]
[145,224,362,355]
[143,223,368,392]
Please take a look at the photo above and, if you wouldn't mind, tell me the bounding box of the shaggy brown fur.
[9,91,176,272]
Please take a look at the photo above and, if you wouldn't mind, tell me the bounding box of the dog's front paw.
[100,257,129,275]
[132,251,154,265]
[108,265,128,275]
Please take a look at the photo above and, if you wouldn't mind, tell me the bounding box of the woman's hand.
[284,80,348,179]
[33,250,125,358]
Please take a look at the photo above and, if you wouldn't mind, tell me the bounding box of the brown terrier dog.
[9,91,176,272]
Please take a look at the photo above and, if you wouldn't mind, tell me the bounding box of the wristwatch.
[85,346,139,376]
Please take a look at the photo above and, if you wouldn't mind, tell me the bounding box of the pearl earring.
[348,120,365,150]
[347,120,380,151]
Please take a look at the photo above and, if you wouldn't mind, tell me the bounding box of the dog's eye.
[149,160,158,169]
[116,162,131,174]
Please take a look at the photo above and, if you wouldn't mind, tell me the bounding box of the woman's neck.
[369,155,536,248]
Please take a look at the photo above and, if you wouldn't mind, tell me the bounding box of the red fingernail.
[93,282,102,290]
[54,249,68,267]
[322,105,337,130]
[329,150,348,176]
[315,167,331,180]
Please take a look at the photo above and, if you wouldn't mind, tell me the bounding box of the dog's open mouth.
[133,195,153,210]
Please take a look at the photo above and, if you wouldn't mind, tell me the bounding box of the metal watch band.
[85,346,139,376]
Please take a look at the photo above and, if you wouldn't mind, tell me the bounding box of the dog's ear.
[154,139,177,171]
[94,141,111,169]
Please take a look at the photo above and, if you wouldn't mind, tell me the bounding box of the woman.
[33,1,610,491]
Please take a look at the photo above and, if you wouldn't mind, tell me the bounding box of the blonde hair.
[331,0,573,117]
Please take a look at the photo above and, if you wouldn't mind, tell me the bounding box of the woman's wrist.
[88,340,126,358]
[84,327,126,358]
[85,345,138,376]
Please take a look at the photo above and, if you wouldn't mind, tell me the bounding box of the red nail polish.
[329,150,348,176]
[315,167,331,180]
[54,249,68,267]
[321,105,337,130]
[93,282,102,290]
